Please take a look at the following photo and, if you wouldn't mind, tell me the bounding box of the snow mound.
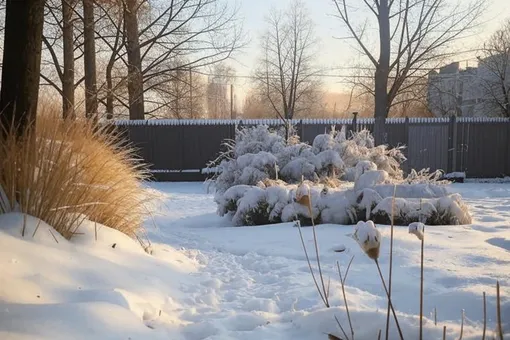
[0,213,199,340]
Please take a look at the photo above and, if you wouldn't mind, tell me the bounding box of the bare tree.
[88,0,243,119]
[254,0,321,134]
[83,0,98,120]
[123,0,144,119]
[0,0,46,136]
[477,20,510,117]
[62,0,76,118]
[35,0,243,120]
[332,0,484,144]
[144,65,207,119]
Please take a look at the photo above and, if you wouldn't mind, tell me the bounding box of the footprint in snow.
[331,244,346,253]
[486,237,510,252]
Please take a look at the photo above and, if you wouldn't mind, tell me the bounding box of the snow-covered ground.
[0,182,509,340]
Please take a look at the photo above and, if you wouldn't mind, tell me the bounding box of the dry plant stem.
[22,213,27,237]
[497,281,503,340]
[48,228,59,243]
[343,256,354,285]
[296,221,328,307]
[482,292,486,340]
[443,326,447,340]
[377,329,382,340]
[327,277,331,300]
[385,185,397,340]
[337,259,355,340]
[434,307,437,326]
[420,236,424,340]
[334,315,350,340]
[307,192,329,307]
[32,218,43,238]
[459,309,464,340]
[375,259,404,340]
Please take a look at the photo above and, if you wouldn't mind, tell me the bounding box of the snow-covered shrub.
[319,189,357,225]
[215,185,253,217]
[370,195,472,226]
[216,184,296,226]
[335,128,406,180]
[281,183,323,226]
[354,170,390,192]
[356,188,383,221]
[208,124,407,194]
[218,181,471,227]
[209,123,471,227]
[370,183,449,199]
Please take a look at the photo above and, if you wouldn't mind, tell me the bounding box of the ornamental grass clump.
[0,108,150,240]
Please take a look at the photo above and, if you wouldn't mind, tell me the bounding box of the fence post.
[447,115,457,174]
[299,119,304,141]
[404,116,410,174]
[236,119,243,140]
[350,111,358,137]
[506,119,510,176]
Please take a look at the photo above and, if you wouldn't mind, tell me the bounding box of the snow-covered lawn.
[0,182,509,339]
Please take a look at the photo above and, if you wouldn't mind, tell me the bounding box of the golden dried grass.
[0,100,151,240]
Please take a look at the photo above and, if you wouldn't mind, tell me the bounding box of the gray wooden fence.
[110,117,510,181]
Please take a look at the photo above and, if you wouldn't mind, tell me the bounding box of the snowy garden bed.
[208,124,472,227]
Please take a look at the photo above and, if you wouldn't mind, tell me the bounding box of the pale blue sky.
[228,0,510,97]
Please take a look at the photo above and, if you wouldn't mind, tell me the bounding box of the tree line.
[0,0,508,145]
[0,0,243,136]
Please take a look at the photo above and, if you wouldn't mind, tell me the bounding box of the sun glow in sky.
[228,0,510,103]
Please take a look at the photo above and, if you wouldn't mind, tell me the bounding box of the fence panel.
[111,117,510,181]
[456,122,509,178]
[407,123,449,173]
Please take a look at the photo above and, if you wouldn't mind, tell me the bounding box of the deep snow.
[0,182,509,340]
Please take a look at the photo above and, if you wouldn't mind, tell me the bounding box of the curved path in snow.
[146,182,510,340]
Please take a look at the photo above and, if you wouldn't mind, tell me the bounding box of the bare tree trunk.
[62,0,75,119]
[83,0,98,121]
[0,0,45,137]
[124,0,145,120]
[106,62,114,119]
[374,0,390,145]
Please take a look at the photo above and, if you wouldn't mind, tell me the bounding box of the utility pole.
[189,67,193,118]
[230,83,234,119]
